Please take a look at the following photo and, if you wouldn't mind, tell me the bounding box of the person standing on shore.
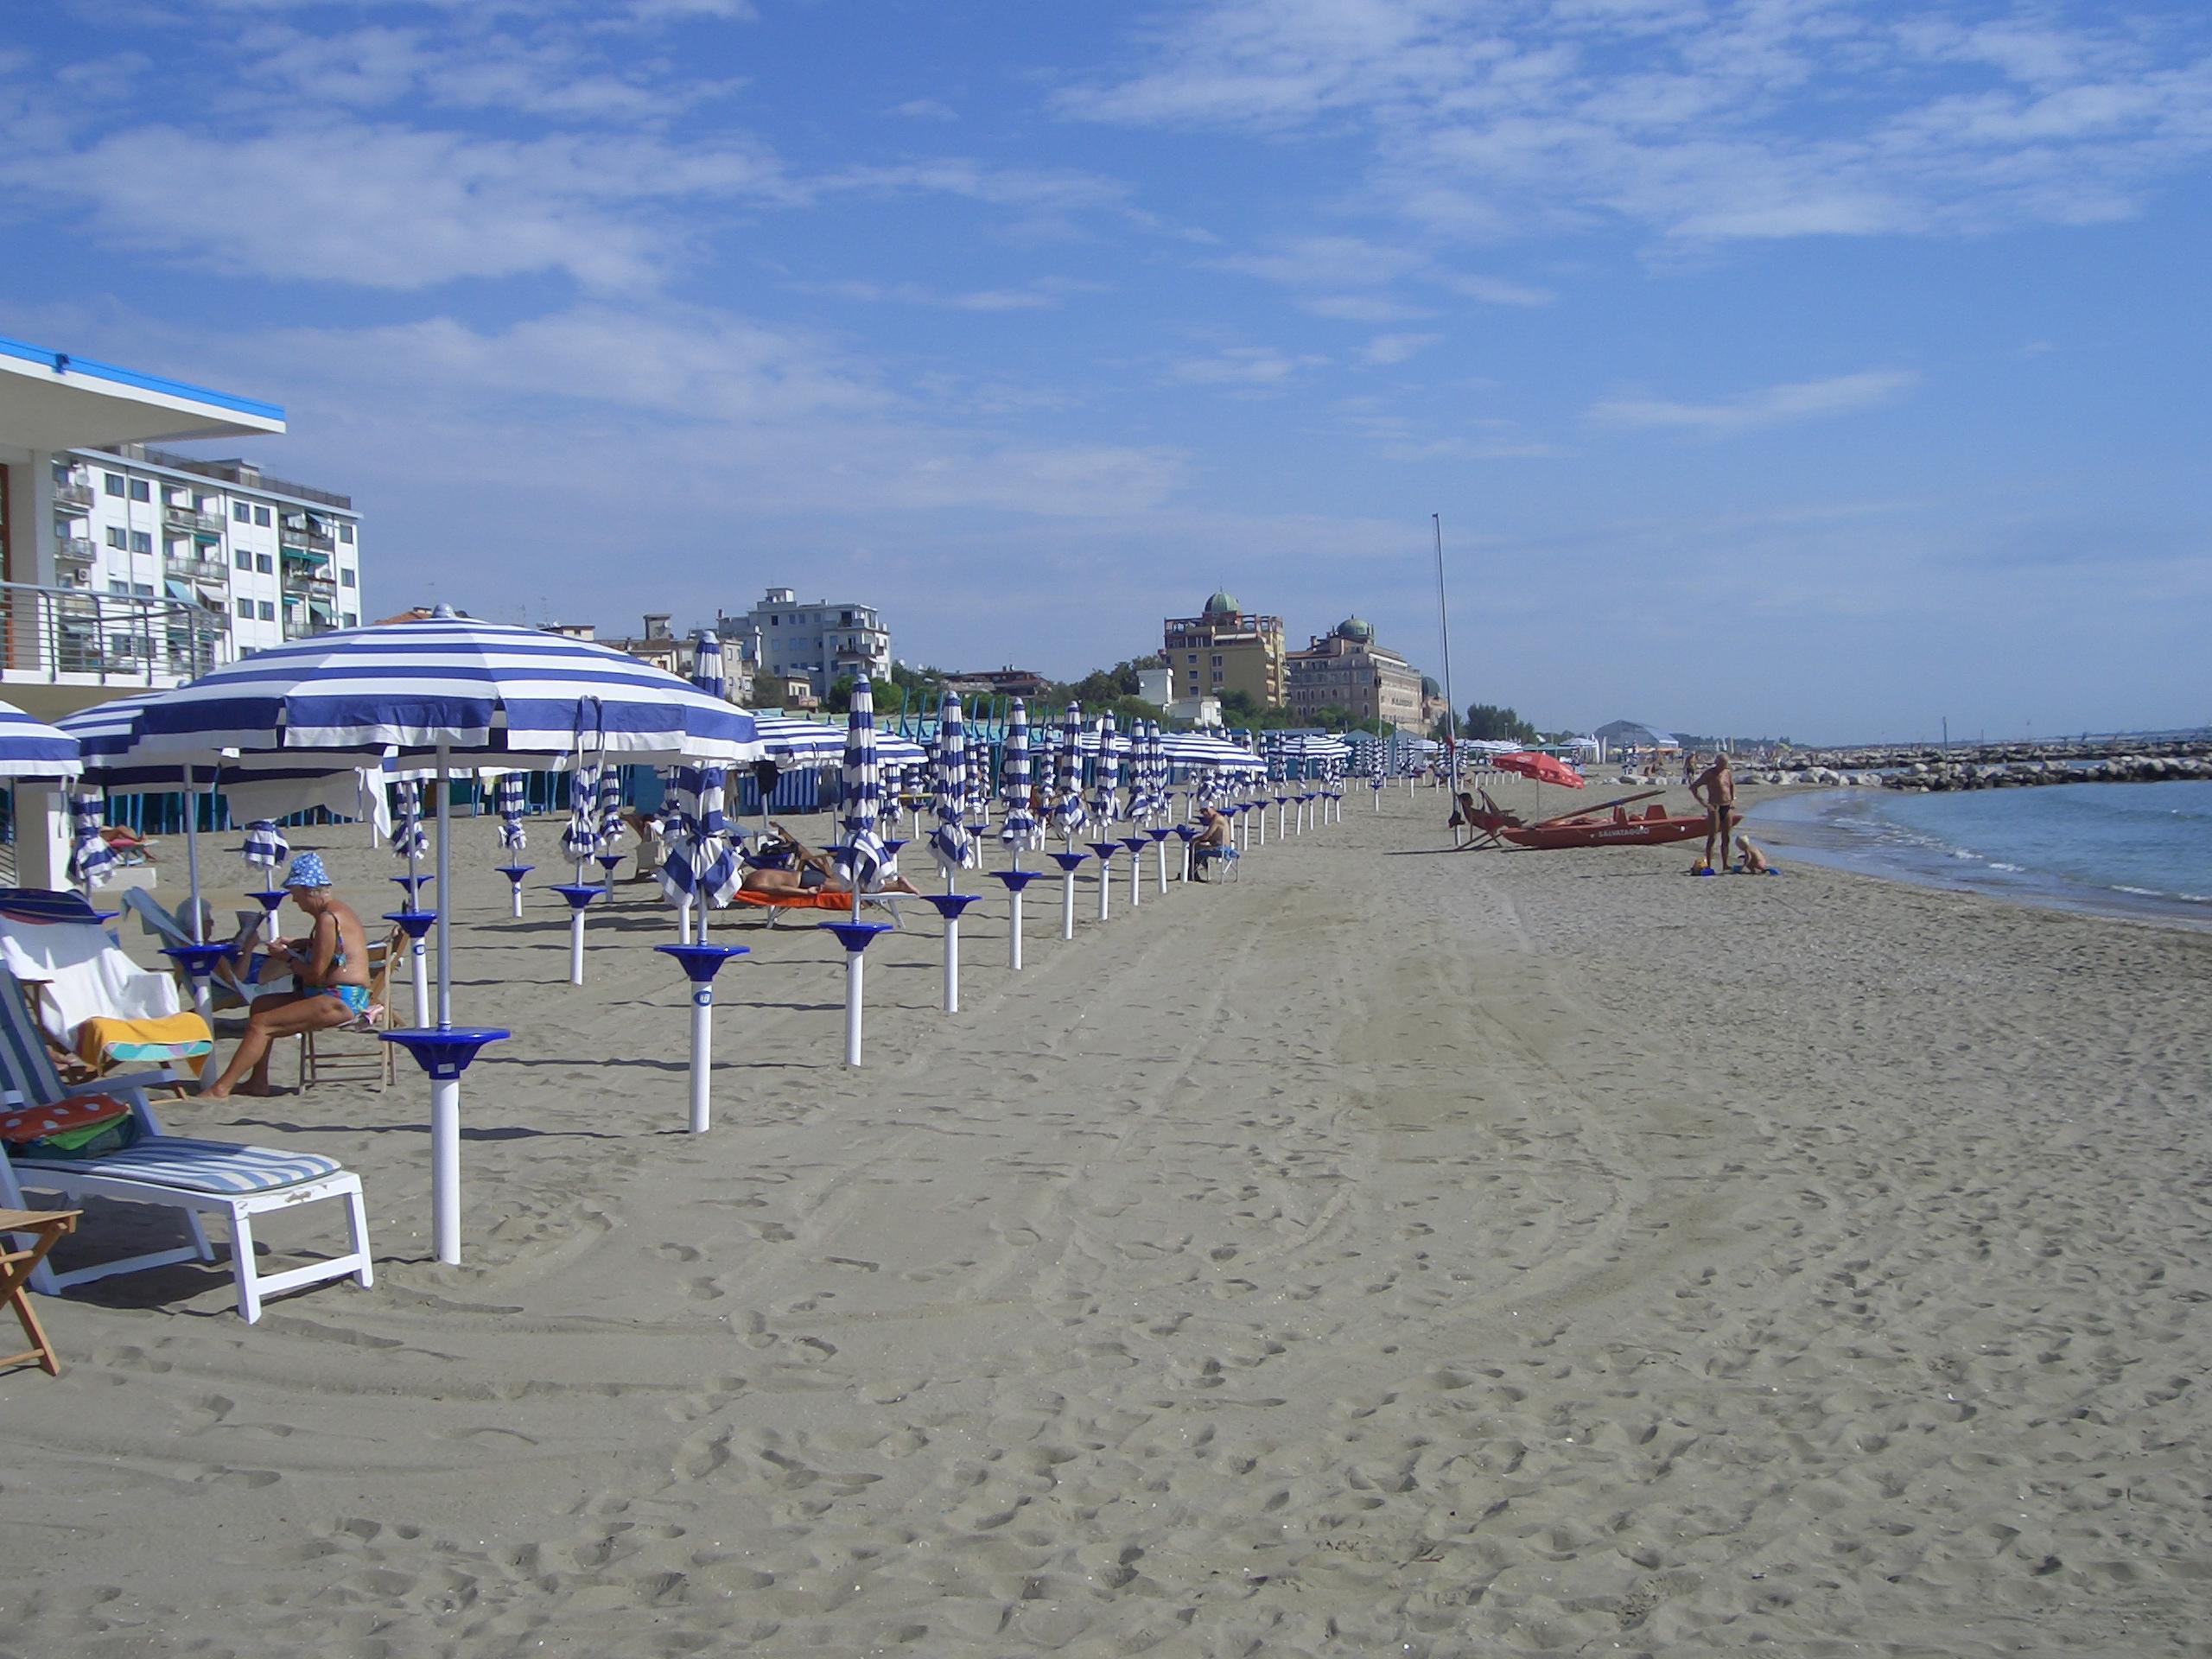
[1691,753,1736,873]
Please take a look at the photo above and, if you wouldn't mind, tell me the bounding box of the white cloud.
[889,97,959,121]
[1361,332,1441,365]
[1589,369,1921,432]
[1165,345,1327,386]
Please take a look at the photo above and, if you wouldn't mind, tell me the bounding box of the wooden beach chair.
[0,971,372,1324]
[296,925,402,1092]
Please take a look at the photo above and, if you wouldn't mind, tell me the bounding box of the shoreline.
[1745,785,2212,932]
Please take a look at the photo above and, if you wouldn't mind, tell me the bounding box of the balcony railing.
[281,525,336,552]
[166,552,230,583]
[162,505,226,535]
[54,537,97,566]
[0,580,226,687]
[52,481,95,512]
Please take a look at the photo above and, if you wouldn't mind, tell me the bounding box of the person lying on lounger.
[741,823,920,897]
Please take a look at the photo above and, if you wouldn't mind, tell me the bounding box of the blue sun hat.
[283,851,332,889]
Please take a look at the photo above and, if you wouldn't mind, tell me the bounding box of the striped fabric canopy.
[240,820,289,872]
[929,694,976,876]
[125,608,760,765]
[691,632,726,701]
[659,765,740,909]
[0,699,80,780]
[1158,731,1267,773]
[562,764,601,860]
[1052,704,1087,842]
[835,677,893,893]
[596,766,625,848]
[67,790,116,890]
[1092,713,1120,825]
[391,779,428,859]
[1000,699,1041,853]
[497,772,527,850]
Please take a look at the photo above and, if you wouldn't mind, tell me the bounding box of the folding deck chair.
[121,889,292,1011]
[0,971,372,1323]
[296,925,402,1091]
[0,890,214,1083]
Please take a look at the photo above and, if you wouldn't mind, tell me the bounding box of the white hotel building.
[720,586,890,697]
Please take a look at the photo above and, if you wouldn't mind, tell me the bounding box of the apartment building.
[1162,590,1287,709]
[1285,616,1425,728]
[722,587,890,696]
[55,445,364,657]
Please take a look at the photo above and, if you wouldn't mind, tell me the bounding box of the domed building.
[1286,614,1425,728]
[1163,590,1287,709]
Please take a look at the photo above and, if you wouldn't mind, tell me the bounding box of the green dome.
[1202,589,1238,616]
[1337,615,1375,643]
[1421,675,1441,697]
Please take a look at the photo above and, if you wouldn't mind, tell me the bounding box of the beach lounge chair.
[296,925,402,1092]
[120,889,292,1011]
[729,889,906,930]
[0,971,372,1323]
[0,890,214,1083]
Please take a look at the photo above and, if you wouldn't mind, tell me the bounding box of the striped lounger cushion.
[15,1137,344,1194]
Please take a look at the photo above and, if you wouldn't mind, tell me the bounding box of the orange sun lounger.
[729,890,906,929]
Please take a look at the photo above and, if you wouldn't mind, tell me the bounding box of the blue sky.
[5,0,2208,742]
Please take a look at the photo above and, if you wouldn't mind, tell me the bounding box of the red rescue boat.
[1463,787,1710,849]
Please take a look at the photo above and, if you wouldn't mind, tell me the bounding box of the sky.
[3,0,2209,744]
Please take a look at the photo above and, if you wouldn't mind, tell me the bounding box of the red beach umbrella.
[1497,752,1586,789]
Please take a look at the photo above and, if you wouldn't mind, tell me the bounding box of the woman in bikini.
[201,853,372,1099]
[740,823,920,897]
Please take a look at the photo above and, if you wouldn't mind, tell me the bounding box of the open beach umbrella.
[122,608,760,1266]
[929,694,976,882]
[1497,752,1586,789]
[0,699,80,780]
[1001,700,1040,859]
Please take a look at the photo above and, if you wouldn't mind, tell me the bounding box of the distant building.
[725,586,889,697]
[1163,590,1285,709]
[598,613,683,677]
[1168,695,1224,728]
[1135,665,1173,708]
[1286,617,1424,728]
[1421,676,1446,732]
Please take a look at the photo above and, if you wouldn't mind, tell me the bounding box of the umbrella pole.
[432,745,459,1266]
[680,894,695,944]
[1061,860,1076,940]
[1008,887,1023,971]
[844,950,865,1065]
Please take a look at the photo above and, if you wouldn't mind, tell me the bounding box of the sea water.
[1749,779,2212,927]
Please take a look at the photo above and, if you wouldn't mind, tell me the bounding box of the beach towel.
[73,1013,214,1073]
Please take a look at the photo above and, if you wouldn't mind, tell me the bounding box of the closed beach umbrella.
[240,818,289,874]
[836,677,893,902]
[1093,713,1120,826]
[1001,699,1040,858]
[563,763,601,866]
[930,693,976,880]
[497,772,527,850]
[66,789,116,892]
[392,779,429,860]
[691,632,726,700]
[1052,704,1088,842]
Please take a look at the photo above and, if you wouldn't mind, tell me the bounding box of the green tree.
[1463,703,1540,744]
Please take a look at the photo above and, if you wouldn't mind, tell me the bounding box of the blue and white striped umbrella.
[965,730,993,830]
[0,698,80,780]
[691,632,726,701]
[1092,713,1120,825]
[66,789,117,891]
[835,677,893,894]
[126,608,759,766]
[658,765,741,908]
[1144,721,1166,822]
[496,772,527,850]
[563,764,601,861]
[1052,704,1087,842]
[597,765,625,848]
[929,694,976,877]
[1000,700,1041,853]
[392,779,429,860]
[750,714,847,765]
[240,819,289,873]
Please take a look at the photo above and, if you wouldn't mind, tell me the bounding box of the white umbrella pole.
[1157,839,1168,894]
[680,894,695,944]
[432,747,459,1266]
[690,988,713,1134]
[1061,866,1076,939]
[569,912,587,986]
[1128,849,1141,906]
[1008,888,1023,971]
[1097,855,1110,922]
[942,916,960,1014]
[844,950,866,1066]
[177,770,213,1020]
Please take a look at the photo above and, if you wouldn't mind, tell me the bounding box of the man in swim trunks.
[740,823,920,897]
[202,852,372,1098]
[1690,753,1737,874]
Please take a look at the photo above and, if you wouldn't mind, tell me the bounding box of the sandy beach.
[7,780,2210,1656]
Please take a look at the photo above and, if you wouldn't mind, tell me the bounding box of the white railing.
[0,579,226,686]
